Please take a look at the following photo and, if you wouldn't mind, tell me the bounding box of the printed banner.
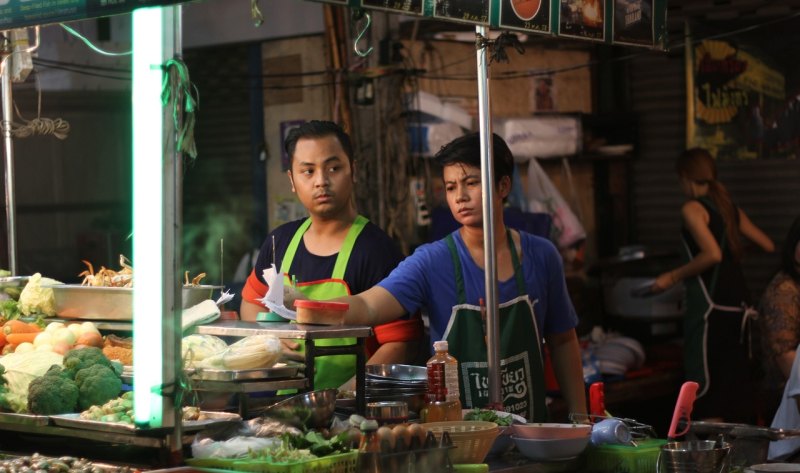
[688,39,792,160]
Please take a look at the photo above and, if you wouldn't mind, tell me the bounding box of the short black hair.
[434,132,515,185]
[284,120,354,165]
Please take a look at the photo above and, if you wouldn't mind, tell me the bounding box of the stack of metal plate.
[365,364,427,413]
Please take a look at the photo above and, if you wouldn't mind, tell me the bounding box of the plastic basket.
[422,421,500,464]
[586,438,667,473]
[186,451,357,473]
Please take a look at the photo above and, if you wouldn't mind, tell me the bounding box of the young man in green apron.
[325,133,587,422]
[240,120,423,389]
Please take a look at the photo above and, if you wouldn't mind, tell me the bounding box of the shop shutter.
[629,52,800,300]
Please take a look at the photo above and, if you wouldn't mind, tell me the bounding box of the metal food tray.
[0,412,51,426]
[49,411,241,434]
[44,284,219,320]
[190,364,303,381]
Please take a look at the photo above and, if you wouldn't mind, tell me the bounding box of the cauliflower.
[27,366,79,415]
[74,364,122,410]
[18,273,63,316]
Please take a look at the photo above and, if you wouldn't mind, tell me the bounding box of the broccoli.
[27,367,79,415]
[63,347,112,378]
[74,364,122,410]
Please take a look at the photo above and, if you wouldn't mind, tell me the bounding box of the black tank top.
[681,197,750,306]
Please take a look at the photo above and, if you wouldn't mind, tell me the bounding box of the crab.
[78,255,134,287]
[184,271,206,286]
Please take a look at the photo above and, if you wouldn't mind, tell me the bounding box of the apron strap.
[280,218,312,274]
[447,229,523,304]
[445,233,467,305]
[507,230,526,296]
[331,215,368,280]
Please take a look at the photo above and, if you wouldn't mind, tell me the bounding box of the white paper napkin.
[258,264,297,320]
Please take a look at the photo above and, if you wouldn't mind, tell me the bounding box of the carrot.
[27,321,43,332]
[0,331,6,349]
[6,332,39,345]
[3,320,40,335]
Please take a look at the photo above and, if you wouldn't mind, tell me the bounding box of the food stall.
[0,0,680,471]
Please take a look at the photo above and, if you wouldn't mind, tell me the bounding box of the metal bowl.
[262,389,337,429]
[366,364,427,381]
[366,401,409,424]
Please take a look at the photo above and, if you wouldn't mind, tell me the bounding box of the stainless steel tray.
[190,364,303,381]
[366,364,427,381]
[0,412,51,426]
[49,411,241,434]
[45,284,220,320]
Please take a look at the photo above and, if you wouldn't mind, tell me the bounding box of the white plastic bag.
[526,158,586,249]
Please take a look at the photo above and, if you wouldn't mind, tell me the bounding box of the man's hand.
[281,339,305,362]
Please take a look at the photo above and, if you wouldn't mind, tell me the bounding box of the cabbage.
[0,350,63,412]
[19,273,63,316]
[182,334,228,366]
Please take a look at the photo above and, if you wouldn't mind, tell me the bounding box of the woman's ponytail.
[707,179,743,260]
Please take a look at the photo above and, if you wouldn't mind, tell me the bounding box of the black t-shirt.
[253,218,403,295]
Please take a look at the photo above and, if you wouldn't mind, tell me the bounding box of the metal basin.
[46,284,219,320]
[261,389,337,429]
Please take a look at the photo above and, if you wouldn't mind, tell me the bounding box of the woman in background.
[652,147,774,423]
[760,216,800,421]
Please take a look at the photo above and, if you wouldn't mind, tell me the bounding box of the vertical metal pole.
[166,4,183,462]
[1,39,18,275]
[475,26,501,407]
[374,81,385,228]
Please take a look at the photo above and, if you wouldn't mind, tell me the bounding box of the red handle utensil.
[667,381,699,439]
[589,382,606,420]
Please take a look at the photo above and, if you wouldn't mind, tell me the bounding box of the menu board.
[0,0,667,50]
[558,0,604,41]
[361,0,423,15]
[612,0,653,46]
[433,0,490,25]
[0,0,186,29]
[499,0,551,34]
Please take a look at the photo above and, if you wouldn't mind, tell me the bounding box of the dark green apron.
[442,231,548,422]
[682,211,756,415]
[280,216,366,389]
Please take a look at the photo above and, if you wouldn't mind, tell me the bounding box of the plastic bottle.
[357,419,381,473]
[423,340,462,422]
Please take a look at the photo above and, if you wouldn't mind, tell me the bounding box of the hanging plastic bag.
[526,158,586,249]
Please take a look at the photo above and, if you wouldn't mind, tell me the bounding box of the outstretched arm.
[739,208,775,253]
[653,201,721,292]
[338,285,407,326]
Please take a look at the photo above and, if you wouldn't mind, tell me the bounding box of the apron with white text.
[441,231,548,422]
[280,216,366,389]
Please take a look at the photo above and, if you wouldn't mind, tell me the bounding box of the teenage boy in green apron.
[324,132,588,421]
[241,120,423,389]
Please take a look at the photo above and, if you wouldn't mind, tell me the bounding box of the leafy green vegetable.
[279,430,351,458]
[463,408,513,426]
[0,300,21,320]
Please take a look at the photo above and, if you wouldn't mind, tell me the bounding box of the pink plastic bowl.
[511,423,592,440]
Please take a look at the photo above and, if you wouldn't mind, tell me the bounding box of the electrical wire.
[8,73,70,140]
[59,23,132,56]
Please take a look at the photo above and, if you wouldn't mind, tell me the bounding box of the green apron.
[441,231,548,422]
[682,230,755,399]
[280,216,366,389]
